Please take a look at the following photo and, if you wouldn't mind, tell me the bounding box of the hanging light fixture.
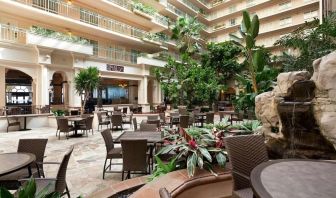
[67,0,72,5]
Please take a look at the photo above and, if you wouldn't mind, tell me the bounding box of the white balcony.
[27,33,93,55]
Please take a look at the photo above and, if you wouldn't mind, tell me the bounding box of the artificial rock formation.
[256,51,336,159]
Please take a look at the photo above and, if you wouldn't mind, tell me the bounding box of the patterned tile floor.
[0,115,223,197]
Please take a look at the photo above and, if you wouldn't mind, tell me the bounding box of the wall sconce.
[67,0,72,5]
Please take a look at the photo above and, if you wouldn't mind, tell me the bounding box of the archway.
[5,69,33,114]
[50,72,66,105]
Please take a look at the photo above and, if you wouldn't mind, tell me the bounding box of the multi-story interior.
[0,0,332,111]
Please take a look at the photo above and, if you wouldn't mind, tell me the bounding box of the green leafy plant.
[147,156,177,182]
[51,109,65,117]
[132,0,156,16]
[158,128,226,177]
[230,120,261,133]
[74,67,100,114]
[0,178,60,198]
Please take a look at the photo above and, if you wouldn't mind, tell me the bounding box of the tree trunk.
[248,50,258,93]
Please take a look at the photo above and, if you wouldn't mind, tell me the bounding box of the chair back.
[81,114,91,118]
[205,112,214,124]
[178,107,188,115]
[147,119,160,128]
[111,114,122,127]
[159,188,172,198]
[159,113,165,121]
[113,110,122,115]
[133,117,137,131]
[101,129,115,152]
[122,107,127,114]
[97,112,103,123]
[85,116,94,130]
[55,146,74,194]
[113,106,119,111]
[179,115,189,128]
[17,139,48,166]
[224,135,268,190]
[147,115,159,120]
[121,139,147,172]
[57,118,71,132]
[140,123,157,131]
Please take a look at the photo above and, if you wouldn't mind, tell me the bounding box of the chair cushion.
[232,188,253,198]
[107,147,122,158]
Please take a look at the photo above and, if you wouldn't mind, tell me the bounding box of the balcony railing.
[107,0,132,10]
[12,0,149,40]
[0,24,26,44]
[179,0,200,13]
[93,44,139,65]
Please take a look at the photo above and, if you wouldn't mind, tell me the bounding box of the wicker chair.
[159,112,166,126]
[121,139,148,180]
[97,112,111,131]
[147,115,159,121]
[133,117,138,131]
[0,139,48,190]
[111,114,123,131]
[159,188,172,198]
[140,123,157,131]
[6,115,21,132]
[122,107,128,114]
[230,110,244,124]
[224,135,269,198]
[179,115,189,128]
[205,112,214,124]
[122,113,133,129]
[147,119,160,128]
[78,116,94,136]
[57,118,75,140]
[101,129,122,179]
[20,146,74,197]
[170,112,180,128]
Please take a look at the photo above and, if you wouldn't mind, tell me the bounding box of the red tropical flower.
[189,139,198,149]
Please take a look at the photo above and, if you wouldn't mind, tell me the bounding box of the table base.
[19,128,31,131]
[69,134,84,138]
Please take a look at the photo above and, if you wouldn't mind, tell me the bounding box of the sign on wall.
[106,64,124,72]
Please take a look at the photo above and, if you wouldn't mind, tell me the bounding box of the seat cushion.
[107,147,122,158]
[232,188,254,198]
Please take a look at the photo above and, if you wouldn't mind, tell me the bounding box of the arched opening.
[50,72,66,105]
[5,69,33,114]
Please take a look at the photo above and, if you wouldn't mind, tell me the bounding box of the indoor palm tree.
[74,66,100,114]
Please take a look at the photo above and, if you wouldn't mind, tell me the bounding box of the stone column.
[68,69,81,107]
[138,76,149,112]
[0,67,6,107]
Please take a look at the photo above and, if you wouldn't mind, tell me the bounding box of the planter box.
[133,9,153,20]
[27,33,93,55]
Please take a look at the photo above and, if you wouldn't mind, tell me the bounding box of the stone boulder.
[273,71,311,97]
[311,51,336,149]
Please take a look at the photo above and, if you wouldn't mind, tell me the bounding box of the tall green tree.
[171,17,203,55]
[275,12,336,72]
[74,67,100,114]
[202,41,242,83]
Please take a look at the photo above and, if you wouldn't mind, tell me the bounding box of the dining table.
[67,117,86,137]
[7,114,38,131]
[250,159,336,198]
[114,131,163,144]
[0,153,36,177]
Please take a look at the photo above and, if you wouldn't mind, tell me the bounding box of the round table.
[251,159,336,198]
[0,153,36,177]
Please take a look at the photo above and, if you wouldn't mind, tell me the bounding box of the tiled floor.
[0,114,223,197]
[0,126,127,197]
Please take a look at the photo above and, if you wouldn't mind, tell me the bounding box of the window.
[304,10,318,21]
[279,17,292,26]
[32,0,59,14]
[279,1,291,10]
[89,40,98,56]
[6,85,32,105]
[131,50,139,64]
[230,18,236,26]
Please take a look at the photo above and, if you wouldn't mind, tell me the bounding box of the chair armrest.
[232,171,250,181]
[39,161,61,165]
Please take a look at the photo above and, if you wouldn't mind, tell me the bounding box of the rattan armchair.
[101,129,122,179]
[179,115,190,128]
[133,117,139,131]
[20,146,74,198]
[122,112,133,129]
[205,112,214,124]
[57,118,75,140]
[111,114,123,131]
[78,116,94,136]
[121,139,148,180]
[6,115,20,132]
[224,135,269,198]
[0,139,48,190]
[97,112,111,131]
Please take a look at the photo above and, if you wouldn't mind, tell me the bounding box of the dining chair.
[101,129,122,179]
[139,123,157,131]
[111,114,123,131]
[224,135,269,198]
[170,112,180,128]
[122,107,128,114]
[6,115,21,132]
[97,112,111,131]
[57,118,75,140]
[179,115,190,128]
[121,139,148,180]
[122,112,133,129]
[205,112,214,124]
[133,117,138,131]
[0,139,48,190]
[79,116,94,136]
[147,119,160,128]
[159,112,166,126]
[147,115,159,121]
[20,146,74,198]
